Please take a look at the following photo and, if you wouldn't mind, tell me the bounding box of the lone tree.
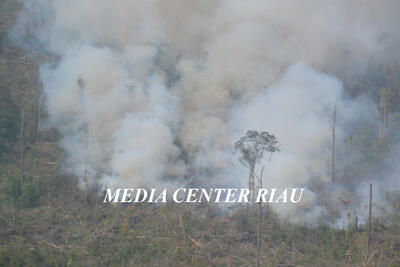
[234,130,279,207]
[235,130,279,267]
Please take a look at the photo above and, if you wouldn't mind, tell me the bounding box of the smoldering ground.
[10,0,400,225]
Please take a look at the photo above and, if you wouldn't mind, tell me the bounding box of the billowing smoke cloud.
[11,0,400,224]
[232,63,376,224]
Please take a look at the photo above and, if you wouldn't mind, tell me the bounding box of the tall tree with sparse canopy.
[235,130,279,267]
[234,130,279,207]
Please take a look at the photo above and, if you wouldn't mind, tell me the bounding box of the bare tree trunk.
[37,96,41,141]
[256,201,262,267]
[78,77,89,192]
[332,105,336,183]
[374,110,379,155]
[12,200,16,231]
[251,163,255,206]
[84,128,88,190]
[256,167,264,267]
[383,98,387,138]
[366,183,373,258]
[354,211,358,232]
[247,173,250,217]
[247,163,255,217]
[20,103,24,191]
[349,134,353,170]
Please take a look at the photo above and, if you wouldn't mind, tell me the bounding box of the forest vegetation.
[0,1,399,266]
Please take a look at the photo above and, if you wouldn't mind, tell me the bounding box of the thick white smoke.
[11,0,400,223]
[231,63,375,224]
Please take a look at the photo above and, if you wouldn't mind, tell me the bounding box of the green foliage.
[0,85,19,158]
[4,172,22,204]
[1,166,43,208]
[20,181,41,208]
[234,130,279,168]
[0,245,66,267]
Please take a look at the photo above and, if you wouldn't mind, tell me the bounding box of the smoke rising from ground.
[11,0,400,224]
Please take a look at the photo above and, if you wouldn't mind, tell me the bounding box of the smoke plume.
[11,0,400,224]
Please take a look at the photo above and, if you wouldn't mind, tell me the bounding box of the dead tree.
[256,167,264,267]
[78,77,89,191]
[37,95,42,141]
[366,183,373,260]
[20,99,25,191]
[332,105,336,183]
[354,211,358,232]
[349,133,353,171]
